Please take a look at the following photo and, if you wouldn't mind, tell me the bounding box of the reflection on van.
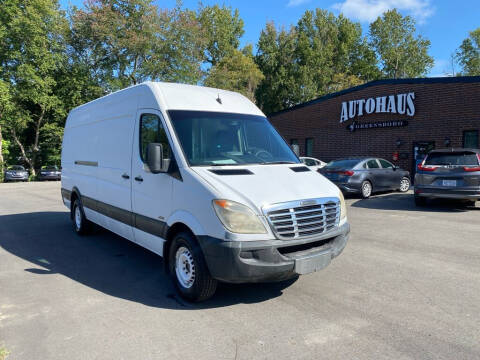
[61,82,350,301]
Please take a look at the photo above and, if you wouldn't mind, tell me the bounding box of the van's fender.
[166,210,206,236]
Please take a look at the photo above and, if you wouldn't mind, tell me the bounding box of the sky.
[60,0,480,77]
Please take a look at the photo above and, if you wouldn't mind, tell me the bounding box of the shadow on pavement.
[0,211,296,309]
[351,192,479,213]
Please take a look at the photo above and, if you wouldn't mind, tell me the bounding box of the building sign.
[340,92,415,123]
[347,120,409,132]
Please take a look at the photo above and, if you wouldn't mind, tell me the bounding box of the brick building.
[269,76,480,175]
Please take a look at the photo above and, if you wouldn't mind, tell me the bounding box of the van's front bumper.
[198,222,350,283]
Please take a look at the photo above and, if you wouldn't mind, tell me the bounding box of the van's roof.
[70,81,264,117]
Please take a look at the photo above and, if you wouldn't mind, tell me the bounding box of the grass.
[0,346,9,360]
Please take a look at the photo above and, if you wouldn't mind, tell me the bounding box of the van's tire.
[399,177,410,192]
[414,195,427,207]
[169,232,217,302]
[361,180,372,199]
[72,199,92,235]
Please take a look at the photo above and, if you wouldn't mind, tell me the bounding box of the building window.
[463,130,479,149]
[305,138,314,157]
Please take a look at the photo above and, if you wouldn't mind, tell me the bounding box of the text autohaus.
[340,92,415,123]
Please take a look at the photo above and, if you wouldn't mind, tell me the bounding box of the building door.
[412,141,435,178]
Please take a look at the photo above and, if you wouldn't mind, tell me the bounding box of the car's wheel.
[399,177,410,192]
[361,180,372,198]
[414,195,427,206]
[169,232,217,302]
[72,199,91,235]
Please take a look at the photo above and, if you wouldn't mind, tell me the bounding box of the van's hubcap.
[175,246,196,289]
[74,205,82,230]
[400,179,410,192]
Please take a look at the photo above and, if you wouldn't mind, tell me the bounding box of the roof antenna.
[216,93,222,104]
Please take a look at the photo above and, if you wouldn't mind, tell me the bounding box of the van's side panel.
[62,108,99,219]
[94,92,137,241]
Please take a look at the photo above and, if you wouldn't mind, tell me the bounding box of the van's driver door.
[131,110,173,255]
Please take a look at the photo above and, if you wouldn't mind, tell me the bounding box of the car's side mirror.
[392,166,397,171]
[147,143,165,174]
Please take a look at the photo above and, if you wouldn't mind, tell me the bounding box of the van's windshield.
[169,110,300,166]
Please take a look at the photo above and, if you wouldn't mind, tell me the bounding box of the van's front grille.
[263,198,340,240]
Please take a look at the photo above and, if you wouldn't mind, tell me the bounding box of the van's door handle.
[134,176,143,182]
[122,173,130,179]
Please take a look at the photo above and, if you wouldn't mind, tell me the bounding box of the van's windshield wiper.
[259,161,297,165]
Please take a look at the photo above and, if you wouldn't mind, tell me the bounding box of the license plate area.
[442,180,457,187]
[294,252,331,275]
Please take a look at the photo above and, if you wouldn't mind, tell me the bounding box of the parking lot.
[0,181,479,360]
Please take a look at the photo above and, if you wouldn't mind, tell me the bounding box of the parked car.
[320,157,411,198]
[37,165,61,181]
[300,157,326,170]
[414,148,480,206]
[61,82,350,302]
[4,165,29,182]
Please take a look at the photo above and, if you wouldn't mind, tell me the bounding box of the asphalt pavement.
[0,182,479,359]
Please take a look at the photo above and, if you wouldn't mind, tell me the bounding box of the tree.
[70,0,205,90]
[197,4,244,66]
[0,0,69,175]
[255,23,298,114]
[0,79,12,174]
[255,10,378,114]
[205,47,264,101]
[456,28,480,76]
[369,9,434,78]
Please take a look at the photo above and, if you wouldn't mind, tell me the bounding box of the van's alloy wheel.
[361,181,372,198]
[169,232,217,302]
[399,177,410,192]
[72,199,91,235]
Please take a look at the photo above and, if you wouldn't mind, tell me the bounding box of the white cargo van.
[61,82,350,301]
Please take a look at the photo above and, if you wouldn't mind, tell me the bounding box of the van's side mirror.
[147,143,165,174]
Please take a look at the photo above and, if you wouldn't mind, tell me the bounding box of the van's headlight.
[339,191,347,221]
[212,200,267,234]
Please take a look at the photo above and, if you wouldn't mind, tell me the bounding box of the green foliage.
[205,48,264,102]
[369,9,434,78]
[70,0,204,90]
[456,28,480,76]
[255,10,378,114]
[197,4,244,66]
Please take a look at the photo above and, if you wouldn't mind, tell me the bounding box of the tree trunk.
[12,128,35,176]
[29,108,45,176]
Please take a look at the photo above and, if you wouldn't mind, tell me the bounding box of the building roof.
[268,76,480,117]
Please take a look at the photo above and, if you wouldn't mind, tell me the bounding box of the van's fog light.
[213,199,267,234]
[339,192,347,221]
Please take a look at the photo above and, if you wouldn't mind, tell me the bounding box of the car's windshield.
[325,159,361,169]
[9,166,25,171]
[43,166,58,170]
[425,152,479,166]
[169,110,299,166]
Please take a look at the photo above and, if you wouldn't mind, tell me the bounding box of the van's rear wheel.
[169,232,217,302]
[72,199,92,235]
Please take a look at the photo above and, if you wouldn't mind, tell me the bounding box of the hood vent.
[208,169,253,175]
[290,166,311,172]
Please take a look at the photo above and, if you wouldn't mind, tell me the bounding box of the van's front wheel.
[169,232,217,302]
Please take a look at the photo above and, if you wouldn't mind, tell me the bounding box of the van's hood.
[191,165,341,214]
